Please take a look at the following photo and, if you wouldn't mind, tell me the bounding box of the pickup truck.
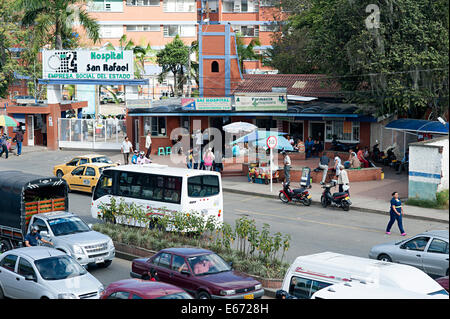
[0,170,115,268]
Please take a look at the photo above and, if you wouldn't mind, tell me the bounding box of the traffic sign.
[267,136,278,149]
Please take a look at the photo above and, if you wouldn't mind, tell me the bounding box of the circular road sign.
[267,136,278,149]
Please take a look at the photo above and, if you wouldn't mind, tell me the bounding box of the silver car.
[369,230,449,278]
[0,247,104,299]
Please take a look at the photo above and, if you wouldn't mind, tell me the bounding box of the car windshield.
[48,216,91,236]
[35,255,87,281]
[187,253,231,276]
[92,156,113,164]
[156,292,193,299]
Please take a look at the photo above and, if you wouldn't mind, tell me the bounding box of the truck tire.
[0,239,12,253]
[97,260,112,268]
[56,170,64,178]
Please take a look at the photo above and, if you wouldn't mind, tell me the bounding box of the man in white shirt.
[337,165,350,194]
[121,136,133,165]
[334,153,342,177]
[282,151,292,183]
[145,131,152,159]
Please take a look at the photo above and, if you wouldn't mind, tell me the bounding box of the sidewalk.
[220,175,449,224]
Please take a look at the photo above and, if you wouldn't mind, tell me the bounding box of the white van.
[311,281,448,299]
[279,252,449,299]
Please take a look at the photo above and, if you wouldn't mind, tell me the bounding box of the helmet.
[31,225,39,232]
[140,151,145,156]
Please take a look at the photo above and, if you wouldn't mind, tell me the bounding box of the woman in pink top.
[203,148,215,171]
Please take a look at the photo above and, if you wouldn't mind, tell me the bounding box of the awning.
[385,119,449,135]
[38,79,149,86]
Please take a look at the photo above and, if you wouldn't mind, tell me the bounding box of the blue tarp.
[385,119,449,135]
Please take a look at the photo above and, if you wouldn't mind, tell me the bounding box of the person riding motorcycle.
[24,225,54,247]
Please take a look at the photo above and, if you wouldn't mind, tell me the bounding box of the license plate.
[307,195,312,199]
[95,257,104,264]
[345,197,349,200]
[244,294,254,299]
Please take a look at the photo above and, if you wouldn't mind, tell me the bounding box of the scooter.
[331,135,359,152]
[279,181,312,206]
[320,180,352,211]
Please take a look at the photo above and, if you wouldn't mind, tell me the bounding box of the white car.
[0,247,103,299]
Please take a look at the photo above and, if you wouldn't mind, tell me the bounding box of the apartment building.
[86,1,281,73]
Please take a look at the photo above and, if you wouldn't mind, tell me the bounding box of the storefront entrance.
[310,122,325,142]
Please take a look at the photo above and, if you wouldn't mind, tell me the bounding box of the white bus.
[91,164,223,228]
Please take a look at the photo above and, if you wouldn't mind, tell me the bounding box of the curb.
[222,187,448,224]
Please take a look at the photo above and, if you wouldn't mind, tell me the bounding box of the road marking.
[233,209,381,234]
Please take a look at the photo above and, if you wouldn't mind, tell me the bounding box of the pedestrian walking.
[145,131,152,159]
[121,136,133,165]
[0,133,9,159]
[185,148,193,169]
[203,148,215,171]
[15,128,24,156]
[282,151,291,183]
[337,165,350,194]
[334,153,342,177]
[318,154,330,184]
[386,192,407,236]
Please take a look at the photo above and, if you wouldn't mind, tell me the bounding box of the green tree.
[235,33,261,73]
[269,0,449,119]
[156,35,189,97]
[16,0,100,50]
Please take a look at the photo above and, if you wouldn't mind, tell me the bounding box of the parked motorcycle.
[279,181,312,206]
[331,135,359,152]
[382,144,397,167]
[320,180,352,211]
[371,141,383,163]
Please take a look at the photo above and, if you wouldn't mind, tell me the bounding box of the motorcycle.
[331,135,359,152]
[382,144,397,167]
[320,180,352,211]
[371,141,383,163]
[279,181,312,206]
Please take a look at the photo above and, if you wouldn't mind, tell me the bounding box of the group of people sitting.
[343,147,371,169]
[286,135,324,158]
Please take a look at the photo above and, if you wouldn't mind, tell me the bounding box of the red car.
[131,248,264,299]
[436,276,449,292]
[101,279,193,299]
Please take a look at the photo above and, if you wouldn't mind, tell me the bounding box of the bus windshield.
[188,175,220,198]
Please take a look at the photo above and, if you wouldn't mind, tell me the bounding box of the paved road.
[1,150,448,288]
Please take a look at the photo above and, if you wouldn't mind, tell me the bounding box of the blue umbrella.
[230,130,287,145]
[254,135,294,151]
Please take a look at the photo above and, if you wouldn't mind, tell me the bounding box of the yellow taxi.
[62,163,117,193]
[53,154,114,178]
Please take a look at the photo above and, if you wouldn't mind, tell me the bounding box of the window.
[223,0,259,13]
[427,239,449,254]
[288,276,332,299]
[326,120,360,142]
[93,173,113,200]
[85,167,96,177]
[188,175,220,198]
[402,237,430,252]
[127,0,160,5]
[107,291,130,299]
[157,253,172,269]
[144,116,167,136]
[89,0,124,12]
[0,254,18,272]
[126,25,160,32]
[99,25,124,39]
[260,0,278,6]
[67,158,80,166]
[172,255,188,272]
[33,218,49,233]
[18,258,37,280]
[163,0,195,12]
[211,61,219,73]
[163,25,195,37]
[232,25,259,37]
[260,24,280,32]
[71,167,85,176]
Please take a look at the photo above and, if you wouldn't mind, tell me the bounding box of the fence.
[58,118,127,150]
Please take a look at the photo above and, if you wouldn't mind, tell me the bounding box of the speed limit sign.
[267,136,278,149]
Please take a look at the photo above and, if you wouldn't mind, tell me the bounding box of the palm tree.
[16,0,99,50]
[235,33,261,73]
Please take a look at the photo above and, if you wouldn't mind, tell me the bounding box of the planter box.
[112,240,283,289]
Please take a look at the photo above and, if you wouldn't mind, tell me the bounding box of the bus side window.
[93,175,113,200]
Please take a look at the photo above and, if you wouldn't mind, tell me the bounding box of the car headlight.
[107,238,114,249]
[73,245,84,255]
[220,289,236,296]
[255,284,262,290]
[58,293,79,299]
